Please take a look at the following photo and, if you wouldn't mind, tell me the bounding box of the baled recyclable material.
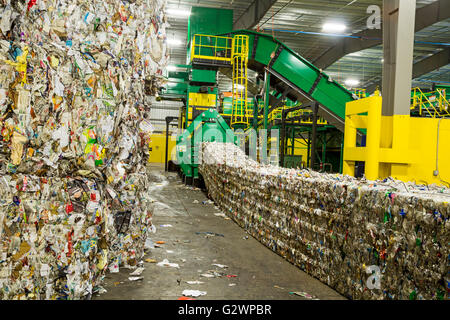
[0,173,154,299]
[0,0,168,299]
[199,142,449,300]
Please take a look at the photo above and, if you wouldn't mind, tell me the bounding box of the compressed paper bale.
[0,0,167,300]
[199,142,449,300]
[0,174,154,300]
[0,0,167,177]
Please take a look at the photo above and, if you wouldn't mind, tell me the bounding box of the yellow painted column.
[390,114,411,180]
[365,97,382,180]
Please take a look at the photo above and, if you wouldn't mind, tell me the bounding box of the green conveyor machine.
[175,109,237,185]
[161,6,362,183]
[223,29,356,132]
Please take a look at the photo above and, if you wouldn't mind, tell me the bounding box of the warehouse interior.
[0,0,449,302]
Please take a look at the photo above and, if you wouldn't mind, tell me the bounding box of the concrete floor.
[94,165,345,300]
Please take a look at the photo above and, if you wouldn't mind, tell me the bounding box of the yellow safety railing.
[190,34,233,63]
[231,35,250,129]
[343,96,387,180]
[296,110,328,125]
[270,108,282,121]
[436,88,449,114]
[268,106,328,125]
[411,87,450,118]
[353,88,367,99]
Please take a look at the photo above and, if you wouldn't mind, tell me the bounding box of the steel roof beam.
[365,48,450,93]
[233,0,277,30]
[411,48,450,80]
[312,0,450,70]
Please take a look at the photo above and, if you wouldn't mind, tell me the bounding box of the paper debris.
[129,267,145,276]
[214,213,227,218]
[186,281,205,285]
[182,290,207,297]
[157,259,180,268]
[128,277,144,281]
[290,291,319,300]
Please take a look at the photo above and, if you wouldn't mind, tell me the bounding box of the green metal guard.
[176,109,237,181]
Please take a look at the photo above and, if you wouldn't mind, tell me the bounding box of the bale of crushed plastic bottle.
[200,142,449,300]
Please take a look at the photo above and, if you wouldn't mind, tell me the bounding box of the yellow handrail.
[411,87,450,118]
[190,34,233,62]
[436,88,450,114]
[268,106,328,125]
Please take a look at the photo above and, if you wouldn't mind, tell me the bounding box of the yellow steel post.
[343,96,382,178]
[419,93,423,116]
[190,36,196,62]
[437,89,442,112]
[436,88,450,116]
[365,98,382,180]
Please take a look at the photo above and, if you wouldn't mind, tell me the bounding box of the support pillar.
[253,96,259,129]
[310,103,319,170]
[165,116,178,172]
[291,128,295,156]
[280,110,286,167]
[263,69,270,130]
[307,130,311,168]
[382,0,416,116]
[322,132,326,166]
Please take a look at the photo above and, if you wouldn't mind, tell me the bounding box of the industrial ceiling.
[165,0,449,93]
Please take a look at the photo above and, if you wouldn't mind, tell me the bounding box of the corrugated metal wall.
[148,97,183,132]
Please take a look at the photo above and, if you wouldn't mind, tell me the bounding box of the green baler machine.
[176,109,237,185]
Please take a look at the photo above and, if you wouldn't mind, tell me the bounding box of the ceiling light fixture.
[322,23,347,33]
[345,79,360,87]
